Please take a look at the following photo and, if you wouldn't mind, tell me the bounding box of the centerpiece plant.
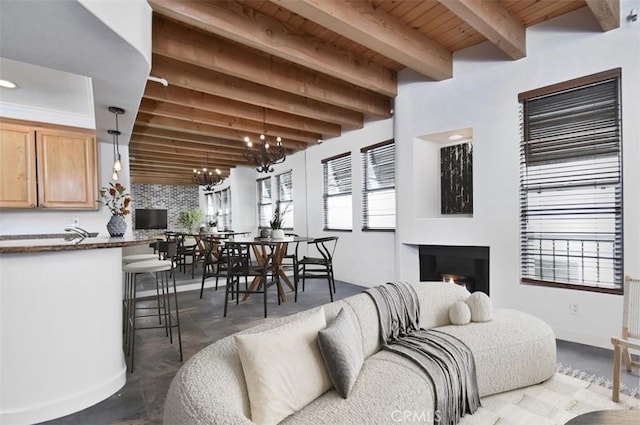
[178,209,204,234]
[269,204,290,239]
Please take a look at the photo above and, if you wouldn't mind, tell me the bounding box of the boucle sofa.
[164,282,556,424]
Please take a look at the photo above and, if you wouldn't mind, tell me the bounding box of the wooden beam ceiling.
[131,0,612,186]
[439,0,526,59]
[273,0,453,80]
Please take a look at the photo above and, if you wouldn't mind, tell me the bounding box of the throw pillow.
[234,308,332,425]
[448,300,471,325]
[465,291,493,322]
[317,308,364,398]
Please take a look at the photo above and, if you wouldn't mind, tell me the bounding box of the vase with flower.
[99,182,131,237]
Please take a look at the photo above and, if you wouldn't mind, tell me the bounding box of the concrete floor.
[42,270,639,424]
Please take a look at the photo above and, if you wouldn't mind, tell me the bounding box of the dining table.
[227,235,312,303]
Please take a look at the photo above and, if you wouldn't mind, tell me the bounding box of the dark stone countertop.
[0,234,154,254]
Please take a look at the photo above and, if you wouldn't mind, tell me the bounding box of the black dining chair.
[295,236,338,302]
[223,242,279,318]
[199,236,244,297]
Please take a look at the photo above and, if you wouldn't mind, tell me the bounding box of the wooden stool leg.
[612,338,621,402]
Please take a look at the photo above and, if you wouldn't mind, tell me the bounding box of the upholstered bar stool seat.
[122,245,182,373]
[122,253,158,264]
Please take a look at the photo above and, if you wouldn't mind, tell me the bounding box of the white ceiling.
[0,0,151,145]
[0,57,95,128]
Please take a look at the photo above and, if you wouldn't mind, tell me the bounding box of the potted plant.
[99,182,131,237]
[178,209,203,234]
[269,204,290,239]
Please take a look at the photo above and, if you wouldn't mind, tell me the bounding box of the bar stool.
[121,243,164,332]
[122,242,182,372]
[122,253,158,264]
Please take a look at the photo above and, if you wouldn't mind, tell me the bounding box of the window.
[257,177,272,229]
[214,187,232,231]
[323,153,352,231]
[362,140,395,230]
[205,192,216,225]
[276,170,293,229]
[519,69,622,292]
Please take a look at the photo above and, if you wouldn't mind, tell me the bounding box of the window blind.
[362,140,395,230]
[519,70,622,290]
[217,187,232,231]
[257,177,272,229]
[276,170,293,229]
[322,153,352,230]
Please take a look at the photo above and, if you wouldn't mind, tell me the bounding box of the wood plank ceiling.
[131,0,619,186]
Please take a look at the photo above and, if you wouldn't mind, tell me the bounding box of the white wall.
[395,2,640,348]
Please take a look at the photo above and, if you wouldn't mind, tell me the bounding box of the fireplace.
[419,245,489,295]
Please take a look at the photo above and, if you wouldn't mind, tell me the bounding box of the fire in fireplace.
[419,245,489,295]
[441,273,473,292]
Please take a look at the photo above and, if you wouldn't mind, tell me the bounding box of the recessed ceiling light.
[0,79,17,89]
[448,134,463,141]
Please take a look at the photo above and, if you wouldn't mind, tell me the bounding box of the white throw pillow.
[448,300,471,325]
[234,308,332,425]
[465,291,493,322]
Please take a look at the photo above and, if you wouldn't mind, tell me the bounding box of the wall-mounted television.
[134,209,168,230]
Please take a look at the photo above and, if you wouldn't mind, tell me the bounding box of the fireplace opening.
[440,273,474,292]
[419,245,489,295]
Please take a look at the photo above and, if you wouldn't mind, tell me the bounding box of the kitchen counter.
[0,234,153,253]
[0,234,151,423]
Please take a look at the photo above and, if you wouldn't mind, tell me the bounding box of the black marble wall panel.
[440,142,473,214]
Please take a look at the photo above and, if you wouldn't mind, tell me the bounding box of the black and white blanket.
[365,281,480,425]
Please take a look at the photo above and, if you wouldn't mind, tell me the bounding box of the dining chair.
[281,233,299,275]
[223,242,279,318]
[199,236,227,298]
[611,275,640,402]
[175,233,199,278]
[295,236,338,302]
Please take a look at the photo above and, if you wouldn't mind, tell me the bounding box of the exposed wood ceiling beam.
[130,152,243,169]
[131,175,199,186]
[135,112,311,148]
[153,16,391,118]
[132,126,251,148]
[148,0,397,97]
[439,0,526,59]
[585,0,620,31]
[130,140,247,160]
[275,0,452,80]
[143,84,341,137]
[138,99,321,144]
[152,55,363,130]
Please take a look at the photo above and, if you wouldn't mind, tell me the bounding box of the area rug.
[458,365,639,425]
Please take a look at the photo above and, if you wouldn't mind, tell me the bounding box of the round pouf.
[465,291,493,322]
[449,301,471,325]
[106,215,127,237]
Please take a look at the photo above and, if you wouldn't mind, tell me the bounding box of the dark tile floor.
[43,270,363,425]
[42,270,639,425]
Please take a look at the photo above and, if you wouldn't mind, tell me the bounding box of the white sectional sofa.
[164,282,556,424]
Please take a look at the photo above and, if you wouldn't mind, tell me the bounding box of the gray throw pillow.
[317,308,364,399]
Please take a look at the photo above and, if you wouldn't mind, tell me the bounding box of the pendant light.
[108,106,125,180]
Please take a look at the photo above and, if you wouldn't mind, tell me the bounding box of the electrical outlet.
[569,302,579,316]
[63,217,80,227]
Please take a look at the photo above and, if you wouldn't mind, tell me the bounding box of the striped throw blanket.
[366,281,480,425]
